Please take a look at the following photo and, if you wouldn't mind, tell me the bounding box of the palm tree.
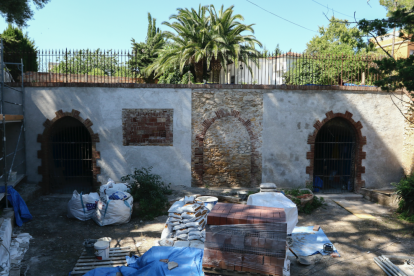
[146,5,211,83]
[146,5,262,83]
[207,5,262,83]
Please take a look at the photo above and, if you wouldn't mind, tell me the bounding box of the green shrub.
[392,174,414,218]
[121,167,172,220]
[284,189,325,214]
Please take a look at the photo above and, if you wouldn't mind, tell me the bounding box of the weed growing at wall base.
[121,167,172,220]
[392,173,414,222]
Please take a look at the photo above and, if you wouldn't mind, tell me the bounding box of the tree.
[0,0,50,27]
[0,24,37,80]
[207,5,262,82]
[147,5,211,83]
[286,17,378,85]
[357,6,414,100]
[50,49,123,76]
[129,13,165,83]
[147,4,262,83]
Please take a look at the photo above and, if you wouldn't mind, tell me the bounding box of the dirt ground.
[16,192,414,276]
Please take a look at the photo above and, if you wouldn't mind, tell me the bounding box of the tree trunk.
[194,60,204,83]
[211,58,222,84]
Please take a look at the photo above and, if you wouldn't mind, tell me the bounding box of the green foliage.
[87,68,105,76]
[50,49,124,76]
[129,13,165,83]
[146,5,262,83]
[379,0,414,17]
[180,70,195,84]
[392,174,414,217]
[121,167,172,220]
[357,7,414,97]
[301,196,325,214]
[0,24,37,80]
[285,17,379,86]
[284,189,326,214]
[0,0,50,27]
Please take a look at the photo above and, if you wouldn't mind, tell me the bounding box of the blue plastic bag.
[84,246,204,276]
[0,186,32,226]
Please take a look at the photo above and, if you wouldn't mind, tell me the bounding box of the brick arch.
[37,109,101,193]
[306,111,366,192]
[193,109,260,187]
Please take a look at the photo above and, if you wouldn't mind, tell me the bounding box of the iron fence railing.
[2,49,384,86]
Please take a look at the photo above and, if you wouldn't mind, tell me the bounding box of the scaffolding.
[0,38,26,207]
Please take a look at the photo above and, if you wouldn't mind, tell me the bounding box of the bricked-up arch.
[306,111,366,191]
[193,109,260,187]
[37,109,101,193]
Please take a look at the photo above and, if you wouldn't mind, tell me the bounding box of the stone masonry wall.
[203,116,251,187]
[192,90,263,187]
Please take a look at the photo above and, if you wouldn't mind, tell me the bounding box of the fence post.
[65,48,68,83]
[341,54,343,86]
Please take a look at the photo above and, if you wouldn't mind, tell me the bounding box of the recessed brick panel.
[122,109,173,146]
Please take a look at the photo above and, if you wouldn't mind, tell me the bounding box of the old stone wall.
[203,116,251,187]
[191,90,263,187]
[24,85,409,190]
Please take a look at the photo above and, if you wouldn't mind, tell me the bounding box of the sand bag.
[67,191,100,221]
[93,193,133,226]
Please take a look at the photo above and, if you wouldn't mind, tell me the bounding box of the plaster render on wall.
[25,87,192,186]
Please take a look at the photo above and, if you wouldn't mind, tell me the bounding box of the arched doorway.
[313,117,357,193]
[48,117,93,193]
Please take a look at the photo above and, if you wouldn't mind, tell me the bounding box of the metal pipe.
[374,257,394,276]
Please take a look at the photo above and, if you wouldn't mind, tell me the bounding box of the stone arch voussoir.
[37,109,101,194]
[306,111,366,192]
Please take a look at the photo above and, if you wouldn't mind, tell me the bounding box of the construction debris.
[374,255,414,276]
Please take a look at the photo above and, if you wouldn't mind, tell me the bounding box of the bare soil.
[16,193,414,276]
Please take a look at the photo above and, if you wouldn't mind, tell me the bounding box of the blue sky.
[0,0,388,53]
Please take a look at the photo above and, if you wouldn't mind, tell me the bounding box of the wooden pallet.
[203,267,281,276]
[71,246,132,275]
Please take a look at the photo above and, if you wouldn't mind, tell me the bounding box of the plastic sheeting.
[84,246,204,276]
[0,187,32,226]
[247,192,298,234]
[83,246,204,276]
[290,226,340,256]
[127,246,204,275]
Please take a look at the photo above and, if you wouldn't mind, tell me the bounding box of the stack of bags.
[93,179,133,226]
[159,196,208,249]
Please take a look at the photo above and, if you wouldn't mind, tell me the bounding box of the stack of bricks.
[203,203,287,275]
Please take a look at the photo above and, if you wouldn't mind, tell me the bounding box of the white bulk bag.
[247,192,298,234]
[99,179,131,202]
[93,193,133,226]
[67,191,100,221]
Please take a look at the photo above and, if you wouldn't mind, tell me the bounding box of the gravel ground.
[15,191,414,276]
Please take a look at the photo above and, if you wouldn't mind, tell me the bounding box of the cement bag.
[67,191,100,221]
[93,194,133,226]
[0,219,11,274]
[99,179,131,202]
[247,192,298,234]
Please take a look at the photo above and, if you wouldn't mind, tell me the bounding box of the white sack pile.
[158,196,207,249]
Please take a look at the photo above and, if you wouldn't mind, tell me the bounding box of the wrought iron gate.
[313,118,356,193]
[48,117,93,193]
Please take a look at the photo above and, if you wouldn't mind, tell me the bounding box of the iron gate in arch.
[48,117,93,193]
[313,117,356,193]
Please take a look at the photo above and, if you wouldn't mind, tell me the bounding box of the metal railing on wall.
[3,49,384,86]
